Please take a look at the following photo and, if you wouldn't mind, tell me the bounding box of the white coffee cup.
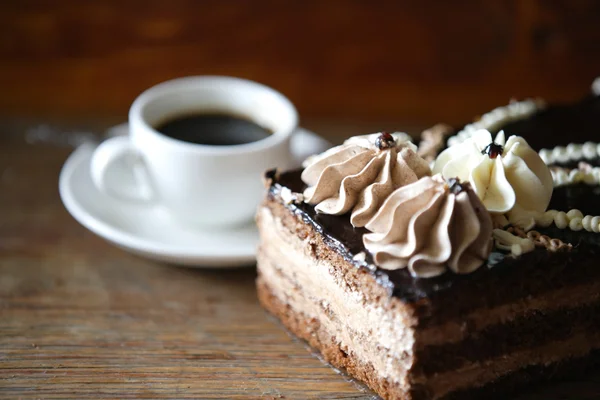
[90,76,302,228]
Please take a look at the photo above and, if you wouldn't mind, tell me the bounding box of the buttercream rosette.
[363,175,493,278]
[433,129,553,225]
[302,132,431,227]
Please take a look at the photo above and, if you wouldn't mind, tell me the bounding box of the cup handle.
[289,128,332,168]
[90,136,155,203]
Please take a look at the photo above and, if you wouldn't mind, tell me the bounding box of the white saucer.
[59,126,330,268]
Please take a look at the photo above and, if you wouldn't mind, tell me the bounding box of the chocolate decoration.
[447,177,467,195]
[375,132,396,150]
[481,142,504,159]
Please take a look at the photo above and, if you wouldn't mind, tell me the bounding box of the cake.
[256,80,600,399]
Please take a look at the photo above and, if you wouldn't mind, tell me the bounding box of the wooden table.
[1,121,600,399]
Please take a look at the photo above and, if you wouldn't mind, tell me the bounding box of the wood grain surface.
[1,1,600,125]
[1,122,600,399]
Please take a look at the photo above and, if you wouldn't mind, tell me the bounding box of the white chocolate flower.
[302,132,431,227]
[363,175,493,277]
[433,129,553,219]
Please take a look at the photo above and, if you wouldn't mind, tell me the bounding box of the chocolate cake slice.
[256,86,600,399]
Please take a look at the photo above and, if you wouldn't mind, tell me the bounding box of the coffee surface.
[156,113,272,145]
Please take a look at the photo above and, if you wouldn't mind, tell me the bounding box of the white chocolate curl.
[301,133,431,227]
[363,175,493,278]
[433,129,553,224]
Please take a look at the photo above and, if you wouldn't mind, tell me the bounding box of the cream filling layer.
[257,207,416,385]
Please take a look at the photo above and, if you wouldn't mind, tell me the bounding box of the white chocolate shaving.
[492,229,535,257]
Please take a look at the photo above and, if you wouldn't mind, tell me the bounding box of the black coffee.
[155,113,273,146]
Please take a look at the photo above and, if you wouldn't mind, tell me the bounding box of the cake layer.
[419,299,600,375]
[268,169,600,326]
[427,331,600,398]
[256,204,419,388]
[259,277,600,400]
[257,195,600,399]
[257,278,424,400]
[419,279,600,346]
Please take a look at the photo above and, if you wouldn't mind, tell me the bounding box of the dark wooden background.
[1,0,600,126]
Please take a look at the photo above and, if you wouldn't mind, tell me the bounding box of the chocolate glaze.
[492,94,600,152]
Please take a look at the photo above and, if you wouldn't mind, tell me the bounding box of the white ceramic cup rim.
[128,75,299,155]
